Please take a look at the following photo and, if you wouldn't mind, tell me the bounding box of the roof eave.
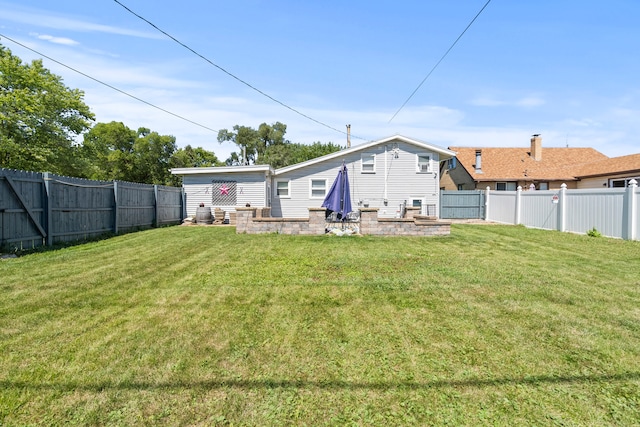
[576,168,640,179]
[275,135,455,175]
[170,165,273,175]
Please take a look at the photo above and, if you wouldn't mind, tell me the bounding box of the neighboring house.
[172,135,455,219]
[573,153,640,189]
[440,135,610,191]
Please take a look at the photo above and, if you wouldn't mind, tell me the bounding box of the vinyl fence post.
[558,183,567,233]
[43,172,53,247]
[484,186,490,220]
[626,179,637,241]
[113,180,119,235]
[515,186,522,225]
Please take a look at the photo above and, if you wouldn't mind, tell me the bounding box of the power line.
[0,33,220,134]
[389,0,493,123]
[112,0,355,139]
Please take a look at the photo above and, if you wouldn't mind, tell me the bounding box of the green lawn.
[1,225,639,426]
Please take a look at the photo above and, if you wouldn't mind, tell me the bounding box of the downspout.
[384,145,388,203]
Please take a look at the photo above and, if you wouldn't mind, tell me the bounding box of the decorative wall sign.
[211,180,237,206]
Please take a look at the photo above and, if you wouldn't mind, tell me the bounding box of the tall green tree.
[262,141,343,169]
[131,127,177,185]
[218,121,288,165]
[81,121,137,181]
[83,121,219,185]
[0,44,94,174]
[168,145,221,186]
[219,121,343,168]
[82,122,177,184]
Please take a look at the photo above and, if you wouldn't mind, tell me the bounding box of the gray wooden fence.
[440,190,485,219]
[0,168,184,251]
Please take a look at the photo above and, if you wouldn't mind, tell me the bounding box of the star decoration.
[219,184,230,195]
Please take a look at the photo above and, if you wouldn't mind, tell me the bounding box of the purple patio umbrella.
[322,162,353,221]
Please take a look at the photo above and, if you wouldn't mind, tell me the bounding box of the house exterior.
[573,153,640,189]
[440,135,611,191]
[170,164,274,219]
[172,135,455,219]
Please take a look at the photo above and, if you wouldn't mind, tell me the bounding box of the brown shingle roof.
[450,147,608,181]
[573,153,640,178]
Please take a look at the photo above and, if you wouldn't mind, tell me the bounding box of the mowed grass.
[1,225,639,426]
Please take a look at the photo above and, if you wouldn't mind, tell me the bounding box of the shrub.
[587,227,602,238]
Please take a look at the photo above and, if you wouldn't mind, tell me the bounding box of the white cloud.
[516,96,545,107]
[470,94,545,108]
[32,33,79,46]
[2,6,162,39]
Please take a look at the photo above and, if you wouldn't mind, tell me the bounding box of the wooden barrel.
[195,206,212,224]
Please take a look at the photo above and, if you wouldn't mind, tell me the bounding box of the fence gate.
[0,169,47,250]
[440,190,485,219]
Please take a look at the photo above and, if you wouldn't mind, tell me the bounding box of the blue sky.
[1,0,639,161]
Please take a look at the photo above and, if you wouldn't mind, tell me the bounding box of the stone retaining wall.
[235,207,450,236]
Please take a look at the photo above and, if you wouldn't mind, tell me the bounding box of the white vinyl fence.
[485,180,639,241]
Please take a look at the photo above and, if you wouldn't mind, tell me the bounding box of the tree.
[0,44,94,174]
[218,122,343,168]
[81,122,177,184]
[168,145,221,186]
[131,127,177,185]
[82,121,220,185]
[218,121,288,165]
[261,141,341,169]
[217,125,259,165]
[81,121,137,181]
[170,144,220,169]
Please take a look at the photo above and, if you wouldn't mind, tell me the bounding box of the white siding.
[577,177,608,189]
[183,172,268,217]
[273,141,441,218]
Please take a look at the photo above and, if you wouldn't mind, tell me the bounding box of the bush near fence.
[0,168,184,251]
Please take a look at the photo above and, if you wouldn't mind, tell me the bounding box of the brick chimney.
[530,134,542,161]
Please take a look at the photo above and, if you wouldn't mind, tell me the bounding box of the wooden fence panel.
[1,167,184,251]
[156,185,184,225]
[116,182,156,232]
[440,190,485,219]
[48,174,115,244]
[0,169,46,250]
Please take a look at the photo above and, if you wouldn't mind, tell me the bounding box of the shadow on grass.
[2,372,639,392]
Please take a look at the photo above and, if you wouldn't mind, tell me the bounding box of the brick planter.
[235,207,450,236]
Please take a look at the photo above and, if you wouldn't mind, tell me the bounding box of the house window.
[447,157,457,170]
[310,179,327,198]
[276,180,290,198]
[457,184,464,191]
[417,154,432,173]
[361,153,376,173]
[610,177,640,188]
[538,182,549,190]
[496,182,517,191]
